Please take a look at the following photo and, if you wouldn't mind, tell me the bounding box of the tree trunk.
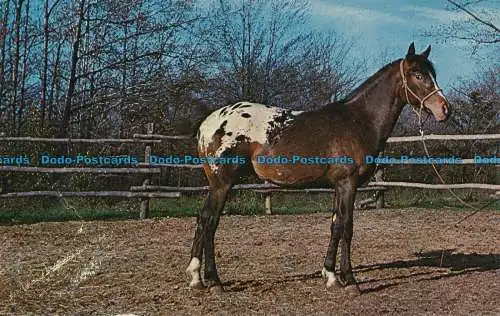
[48,40,62,126]
[18,0,29,135]
[60,0,85,136]
[40,0,50,132]
[0,0,10,119]
[11,0,24,133]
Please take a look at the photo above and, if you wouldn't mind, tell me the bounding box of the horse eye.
[415,72,423,80]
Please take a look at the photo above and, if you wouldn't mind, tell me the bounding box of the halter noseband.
[399,59,442,112]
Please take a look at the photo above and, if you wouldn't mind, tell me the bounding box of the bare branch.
[446,0,500,33]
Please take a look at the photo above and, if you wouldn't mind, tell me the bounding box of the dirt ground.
[0,208,499,315]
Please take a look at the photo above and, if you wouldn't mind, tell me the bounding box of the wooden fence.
[0,125,498,218]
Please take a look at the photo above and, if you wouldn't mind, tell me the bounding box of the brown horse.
[186,42,450,295]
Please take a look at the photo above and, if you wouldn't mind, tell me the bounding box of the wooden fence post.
[264,181,272,214]
[375,168,385,209]
[140,123,154,219]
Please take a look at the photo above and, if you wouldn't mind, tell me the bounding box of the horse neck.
[344,63,405,152]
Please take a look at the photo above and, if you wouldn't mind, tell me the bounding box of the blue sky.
[308,0,500,90]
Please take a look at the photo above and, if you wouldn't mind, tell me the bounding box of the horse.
[186,42,450,295]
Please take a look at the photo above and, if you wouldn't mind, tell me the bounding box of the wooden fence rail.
[0,136,161,143]
[368,182,499,190]
[132,133,191,140]
[0,191,180,198]
[132,133,500,142]
[386,134,500,142]
[130,183,499,192]
[129,184,389,192]
[0,166,161,174]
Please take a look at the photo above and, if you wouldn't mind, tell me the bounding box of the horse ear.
[421,45,431,58]
[407,42,415,56]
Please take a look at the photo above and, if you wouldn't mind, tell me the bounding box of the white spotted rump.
[198,102,302,169]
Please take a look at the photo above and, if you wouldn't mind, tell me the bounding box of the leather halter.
[399,59,442,111]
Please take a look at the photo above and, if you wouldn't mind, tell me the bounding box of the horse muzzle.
[426,97,450,122]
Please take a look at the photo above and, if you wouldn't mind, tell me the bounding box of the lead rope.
[414,110,498,266]
[411,91,493,222]
[402,60,497,266]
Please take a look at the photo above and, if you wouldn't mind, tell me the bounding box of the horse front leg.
[322,193,343,288]
[337,178,360,295]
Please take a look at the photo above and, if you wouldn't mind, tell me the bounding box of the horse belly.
[251,158,328,186]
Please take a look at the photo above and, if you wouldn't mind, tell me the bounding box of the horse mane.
[342,59,402,103]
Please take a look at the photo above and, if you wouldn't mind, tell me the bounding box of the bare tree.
[446,0,499,39]
[200,0,363,110]
[423,0,499,55]
[447,67,499,135]
[0,0,363,139]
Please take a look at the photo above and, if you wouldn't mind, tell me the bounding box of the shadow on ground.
[221,250,499,293]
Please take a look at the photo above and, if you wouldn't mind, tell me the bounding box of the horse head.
[400,42,451,122]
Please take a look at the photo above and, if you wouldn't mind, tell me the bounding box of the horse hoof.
[325,281,342,291]
[188,281,205,290]
[345,284,361,297]
[322,268,340,289]
[186,258,203,290]
[209,285,224,295]
[324,279,342,289]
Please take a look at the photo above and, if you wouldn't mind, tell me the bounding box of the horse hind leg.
[186,191,206,288]
[202,181,231,293]
[186,167,233,292]
[186,191,211,289]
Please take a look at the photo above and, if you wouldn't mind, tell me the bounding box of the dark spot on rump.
[226,132,233,136]
[265,105,271,108]
[228,111,234,115]
[274,111,289,124]
[215,120,228,135]
[220,107,228,117]
[267,111,294,143]
[231,102,243,110]
[241,113,251,118]
[236,135,249,142]
[239,104,251,108]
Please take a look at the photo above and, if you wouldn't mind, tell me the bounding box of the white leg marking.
[186,257,202,288]
[322,267,337,288]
